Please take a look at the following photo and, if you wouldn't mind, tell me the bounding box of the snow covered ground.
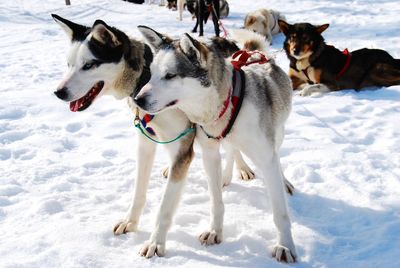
[1,0,400,267]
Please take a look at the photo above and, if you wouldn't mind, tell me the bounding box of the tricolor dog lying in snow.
[51,14,256,256]
[279,20,400,96]
[135,27,297,262]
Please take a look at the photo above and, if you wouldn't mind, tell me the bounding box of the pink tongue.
[69,99,82,112]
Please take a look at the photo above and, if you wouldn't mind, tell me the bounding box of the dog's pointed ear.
[278,20,290,36]
[180,33,208,67]
[91,20,121,47]
[245,15,256,27]
[137,25,171,51]
[315,24,330,34]
[51,14,89,41]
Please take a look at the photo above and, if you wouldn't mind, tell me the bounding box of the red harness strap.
[201,50,270,140]
[336,48,352,79]
[216,88,232,120]
[231,50,269,71]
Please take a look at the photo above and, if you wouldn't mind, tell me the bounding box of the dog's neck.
[181,65,235,137]
[113,38,150,99]
[181,69,232,126]
[290,42,326,71]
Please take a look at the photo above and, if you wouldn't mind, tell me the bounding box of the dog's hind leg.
[276,125,294,195]
[367,62,400,87]
[198,0,205,36]
[211,0,220,36]
[139,132,195,258]
[114,133,157,235]
[192,11,199,33]
[197,133,224,246]
[243,143,297,263]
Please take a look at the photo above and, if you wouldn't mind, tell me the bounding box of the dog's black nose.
[294,47,301,56]
[134,95,147,108]
[54,87,68,100]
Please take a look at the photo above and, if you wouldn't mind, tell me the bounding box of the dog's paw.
[113,220,137,235]
[284,178,295,196]
[162,166,169,178]
[299,88,312,97]
[238,167,255,181]
[139,241,166,258]
[222,175,232,187]
[272,245,297,263]
[198,230,222,246]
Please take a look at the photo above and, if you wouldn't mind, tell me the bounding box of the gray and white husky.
[136,27,297,262]
[51,15,255,258]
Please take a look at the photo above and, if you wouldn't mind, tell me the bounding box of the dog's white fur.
[244,9,285,44]
[53,16,256,258]
[137,28,297,262]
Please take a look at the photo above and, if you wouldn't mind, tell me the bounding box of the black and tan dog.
[279,20,400,96]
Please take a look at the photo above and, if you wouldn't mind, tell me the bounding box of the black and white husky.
[136,27,297,262]
[51,15,255,258]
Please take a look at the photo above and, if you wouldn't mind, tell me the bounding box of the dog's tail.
[230,28,269,53]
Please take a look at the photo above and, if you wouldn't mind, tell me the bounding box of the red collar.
[337,48,352,79]
[216,88,232,121]
[200,69,245,140]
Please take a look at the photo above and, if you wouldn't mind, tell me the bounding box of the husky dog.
[136,27,297,262]
[244,9,285,44]
[52,15,255,258]
[279,20,400,96]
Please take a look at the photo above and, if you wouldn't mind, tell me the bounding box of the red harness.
[336,48,352,79]
[231,50,269,71]
[201,50,270,140]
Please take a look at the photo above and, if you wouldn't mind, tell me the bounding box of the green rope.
[134,122,195,144]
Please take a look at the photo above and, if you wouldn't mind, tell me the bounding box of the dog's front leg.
[299,83,330,96]
[139,133,195,258]
[222,145,255,186]
[197,134,224,245]
[177,0,184,20]
[114,133,156,235]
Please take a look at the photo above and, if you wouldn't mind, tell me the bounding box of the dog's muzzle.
[54,87,69,100]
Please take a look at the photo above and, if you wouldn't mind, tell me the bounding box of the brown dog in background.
[279,20,400,96]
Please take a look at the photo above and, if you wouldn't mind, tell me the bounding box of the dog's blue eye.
[82,62,95,71]
[82,60,102,71]
[164,73,177,80]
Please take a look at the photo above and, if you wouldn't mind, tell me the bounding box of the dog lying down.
[279,20,400,96]
[244,8,286,44]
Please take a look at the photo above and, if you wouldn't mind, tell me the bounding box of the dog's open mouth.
[69,81,104,112]
[166,100,178,108]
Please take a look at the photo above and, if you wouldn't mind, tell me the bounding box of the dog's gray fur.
[136,27,297,262]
